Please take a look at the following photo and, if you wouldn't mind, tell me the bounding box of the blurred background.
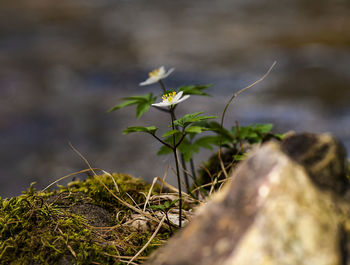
[1,0,349,198]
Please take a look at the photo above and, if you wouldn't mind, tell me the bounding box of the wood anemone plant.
[123,90,215,228]
[109,62,276,229]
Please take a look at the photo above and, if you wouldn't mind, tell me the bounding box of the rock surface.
[145,133,350,265]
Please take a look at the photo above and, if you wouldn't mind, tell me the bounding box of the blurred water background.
[1,0,350,198]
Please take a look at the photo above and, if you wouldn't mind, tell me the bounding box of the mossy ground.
[0,174,173,265]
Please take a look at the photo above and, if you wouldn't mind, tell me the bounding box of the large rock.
[146,133,350,265]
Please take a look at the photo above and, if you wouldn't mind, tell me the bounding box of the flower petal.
[173,91,183,102]
[152,102,171,107]
[158,66,166,76]
[162,68,175,79]
[175,95,190,104]
[140,77,158,86]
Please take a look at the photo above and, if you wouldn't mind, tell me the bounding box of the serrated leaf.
[169,199,179,207]
[185,126,207,134]
[122,94,155,101]
[231,123,275,143]
[239,126,258,139]
[253,124,274,134]
[177,138,200,162]
[157,134,183,156]
[108,93,156,118]
[194,136,222,149]
[157,145,173,156]
[204,121,234,142]
[136,102,151,118]
[178,84,212,96]
[162,129,181,138]
[108,99,139,112]
[274,133,285,140]
[123,126,157,135]
[233,154,247,161]
[174,112,217,128]
[149,205,165,211]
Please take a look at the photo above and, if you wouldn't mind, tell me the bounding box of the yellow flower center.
[149,68,160,78]
[162,91,177,103]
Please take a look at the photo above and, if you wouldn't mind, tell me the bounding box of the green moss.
[0,174,170,265]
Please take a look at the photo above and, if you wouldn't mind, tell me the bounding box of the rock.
[281,132,348,194]
[145,133,350,265]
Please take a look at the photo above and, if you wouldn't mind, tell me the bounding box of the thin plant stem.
[172,112,191,193]
[235,120,244,153]
[180,154,190,194]
[157,81,190,193]
[158,79,167,93]
[218,61,277,178]
[170,107,182,228]
[164,211,174,235]
[190,158,197,185]
[151,133,173,149]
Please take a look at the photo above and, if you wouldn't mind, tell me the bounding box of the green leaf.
[274,133,285,140]
[230,123,276,144]
[184,126,207,134]
[157,145,173,155]
[108,99,139,112]
[177,138,200,162]
[178,84,212,96]
[162,129,181,138]
[136,102,151,118]
[157,134,182,156]
[238,126,258,139]
[149,205,165,211]
[108,93,157,118]
[233,154,247,161]
[168,199,179,207]
[205,121,234,142]
[149,199,179,211]
[173,112,217,128]
[123,126,157,135]
[252,124,274,134]
[194,136,222,149]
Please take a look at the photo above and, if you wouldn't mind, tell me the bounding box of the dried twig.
[218,61,277,179]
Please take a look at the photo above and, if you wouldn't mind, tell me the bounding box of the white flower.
[152,91,190,108]
[139,66,175,86]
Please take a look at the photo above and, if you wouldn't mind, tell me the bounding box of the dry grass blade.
[41,168,101,192]
[209,177,218,196]
[159,166,169,195]
[143,177,158,212]
[127,215,166,265]
[121,260,138,265]
[191,177,232,193]
[125,192,142,210]
[102,253,148,260]
[155,177,192,200]
[102,169,120,193]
